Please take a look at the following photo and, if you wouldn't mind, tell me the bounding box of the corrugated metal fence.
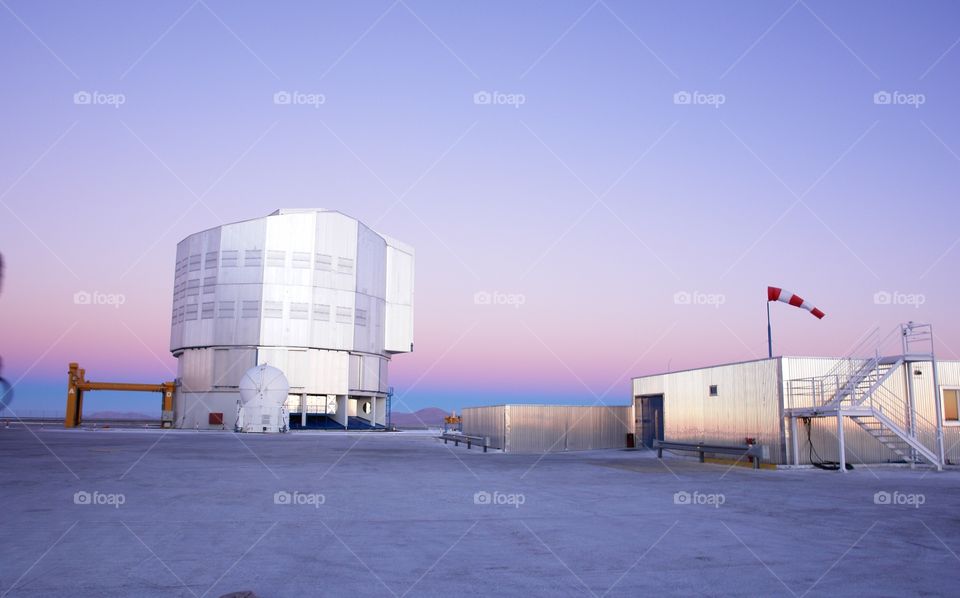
[462,405,631,453]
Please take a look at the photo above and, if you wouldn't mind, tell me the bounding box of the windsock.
[767,286,825,319]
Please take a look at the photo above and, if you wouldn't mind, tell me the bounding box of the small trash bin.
[626,433,636,448]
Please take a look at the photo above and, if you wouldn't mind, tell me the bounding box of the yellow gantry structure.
[65,362,175,428]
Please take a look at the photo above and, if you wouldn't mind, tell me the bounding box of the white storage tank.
[169,209,413,430]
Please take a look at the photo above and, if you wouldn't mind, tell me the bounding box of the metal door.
[636,394,664,448]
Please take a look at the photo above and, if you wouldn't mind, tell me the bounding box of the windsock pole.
[767,301,773,358]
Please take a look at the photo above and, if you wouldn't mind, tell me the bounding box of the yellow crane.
[65,362,175,428]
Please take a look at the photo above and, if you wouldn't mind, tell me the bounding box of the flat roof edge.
[631,355,960,381]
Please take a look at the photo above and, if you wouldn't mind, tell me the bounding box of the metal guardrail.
[439,432,491,452]
[653,439,765,469]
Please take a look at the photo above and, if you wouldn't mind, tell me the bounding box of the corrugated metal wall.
[786,358,960,466]
[461,405,506,450]
[633,358,785,463]
[631,357,960,466]
[782,357,895,465]
[462,405,631,453]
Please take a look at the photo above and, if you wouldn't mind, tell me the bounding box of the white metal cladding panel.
[350,354,379,393]
[258,282,313,348]
[176,391,240,430]
[311,287,355,350]
[176,348,215,392]
[252,347,310,391]
[358,354,383,392]
[348,354,362,391]
[466,405,631,453]
[352,291,386,355]
[172,227,224,351]
[355,225,387,298]
[256,347,349,396]
[633,358,784,463]
[784,357,902,465]
[212,347,256,388]
[211,282,262,347]
[262,213,317,288]
[305,349,349,395]
[384,240,414,353]
[560,406,632,451]
[216,218,267,286]
[379,358,389,393]
[172,220,266,352]
[782,358,960,465]
[903,360,960,464]
[462,406,506,450]
[175,347,255,392]
[315,212,358,293]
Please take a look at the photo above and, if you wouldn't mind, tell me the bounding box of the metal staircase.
[785,322,945,471]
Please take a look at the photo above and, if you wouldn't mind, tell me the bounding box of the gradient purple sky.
[2,0,959,415]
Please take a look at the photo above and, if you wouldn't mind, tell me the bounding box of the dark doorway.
[635,394,664,448]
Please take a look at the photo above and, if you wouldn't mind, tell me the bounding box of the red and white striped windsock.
[767,286,825,319]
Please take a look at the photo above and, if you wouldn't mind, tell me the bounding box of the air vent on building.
[337,257,355,275]
[315,253,333,271]
[221,250,239,267]
[185,304,199,321]
[264,301,283,318]
[241,300,260,318]
[290,302,309,320]
[218,300,235,319]
[312,304,331,321]
[245,250,262,267]
[292,252,311,269]
[266,250,286,268]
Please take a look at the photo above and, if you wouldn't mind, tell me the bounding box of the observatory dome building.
[169,209,413,430]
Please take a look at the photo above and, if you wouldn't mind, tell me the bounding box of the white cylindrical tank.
[236,364,290,433]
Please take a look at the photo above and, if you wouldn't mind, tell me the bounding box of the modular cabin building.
[632,324,958,469]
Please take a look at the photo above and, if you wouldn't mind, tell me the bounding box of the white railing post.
[931,352,946,468]
[837,413,847,473]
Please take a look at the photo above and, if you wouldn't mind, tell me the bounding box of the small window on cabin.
[709,385,718,397]
[943,389,959,422]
